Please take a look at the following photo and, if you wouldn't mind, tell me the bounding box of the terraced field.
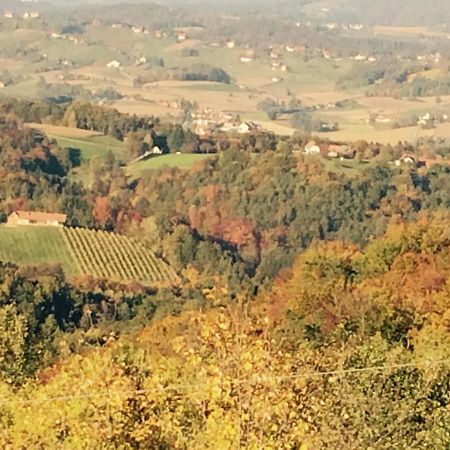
[0,225,177,285]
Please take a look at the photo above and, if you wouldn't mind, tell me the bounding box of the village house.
[238,122,260,134]
[7,211,67,227]
[0,81,5,89]
[23,11,40,19]
[271,61,281,69]
[226,40,235,49]
[136,56,147,65]
[175,30,187,42]
[394,154,425,167]
[3,11,13,19]
[327,144,355,159]
[240,56,253,63]
[195,124,211,137]
[304,140,321,155]
[106,60,121,69]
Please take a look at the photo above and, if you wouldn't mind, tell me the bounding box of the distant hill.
[0,225,178,286]
[302,0,450,26]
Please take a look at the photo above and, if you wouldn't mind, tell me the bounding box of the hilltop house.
[7,211,67,227]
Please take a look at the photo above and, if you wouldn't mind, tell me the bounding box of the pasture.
[54,135,126,162]
[26,123,126,162]
[127,154,212,178]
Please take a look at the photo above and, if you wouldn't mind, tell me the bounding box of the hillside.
[0,225,177,285]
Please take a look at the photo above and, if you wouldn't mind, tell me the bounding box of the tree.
[167,125,185,152]
[0,304,27,385]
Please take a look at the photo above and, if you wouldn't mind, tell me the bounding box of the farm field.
[127,154,212,178]
[26,123,126,162]
[26,123,103,139]
[0,225,177,285]
[54,135,126,162]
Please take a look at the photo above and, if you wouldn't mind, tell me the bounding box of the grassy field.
[26,123,126,162]
[0,226,80,274]
[127,154,212,178]
[0,225,177,285]
[54,135,126,162]
[26,124,103,138]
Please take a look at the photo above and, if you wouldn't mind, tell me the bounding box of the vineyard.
[0,225,177,285]
[62,227,178,285]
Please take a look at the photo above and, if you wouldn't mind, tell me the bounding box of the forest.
[0,45,450,445]
[2,214,450,447]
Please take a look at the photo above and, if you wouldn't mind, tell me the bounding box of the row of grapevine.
[61,227,178,285]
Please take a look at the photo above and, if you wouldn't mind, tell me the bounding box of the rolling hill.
[0,225,177,285]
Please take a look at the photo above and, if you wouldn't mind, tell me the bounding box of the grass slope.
[0,225,177,285]
[0,226,80,274]
[55,135,126,162]
[127,154,211,178]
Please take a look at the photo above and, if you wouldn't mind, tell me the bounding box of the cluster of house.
[303,141,426,167]
[321,23,364,31]
[394,154,426,167]
[191,110,261,136]
[6,211,67,227]
[106,60,122,69]
[3,11,40,19]
[50,33,83,45]
[350,54,377,63]
[416,112,449,127]
[303,141,356,160]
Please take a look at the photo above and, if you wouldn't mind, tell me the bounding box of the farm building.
[106,60,121,69]
[304,141,321,155]
[238,122,260,134]
[395,154,425,167]
[7,211,67,227]
[327,144,356,159]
